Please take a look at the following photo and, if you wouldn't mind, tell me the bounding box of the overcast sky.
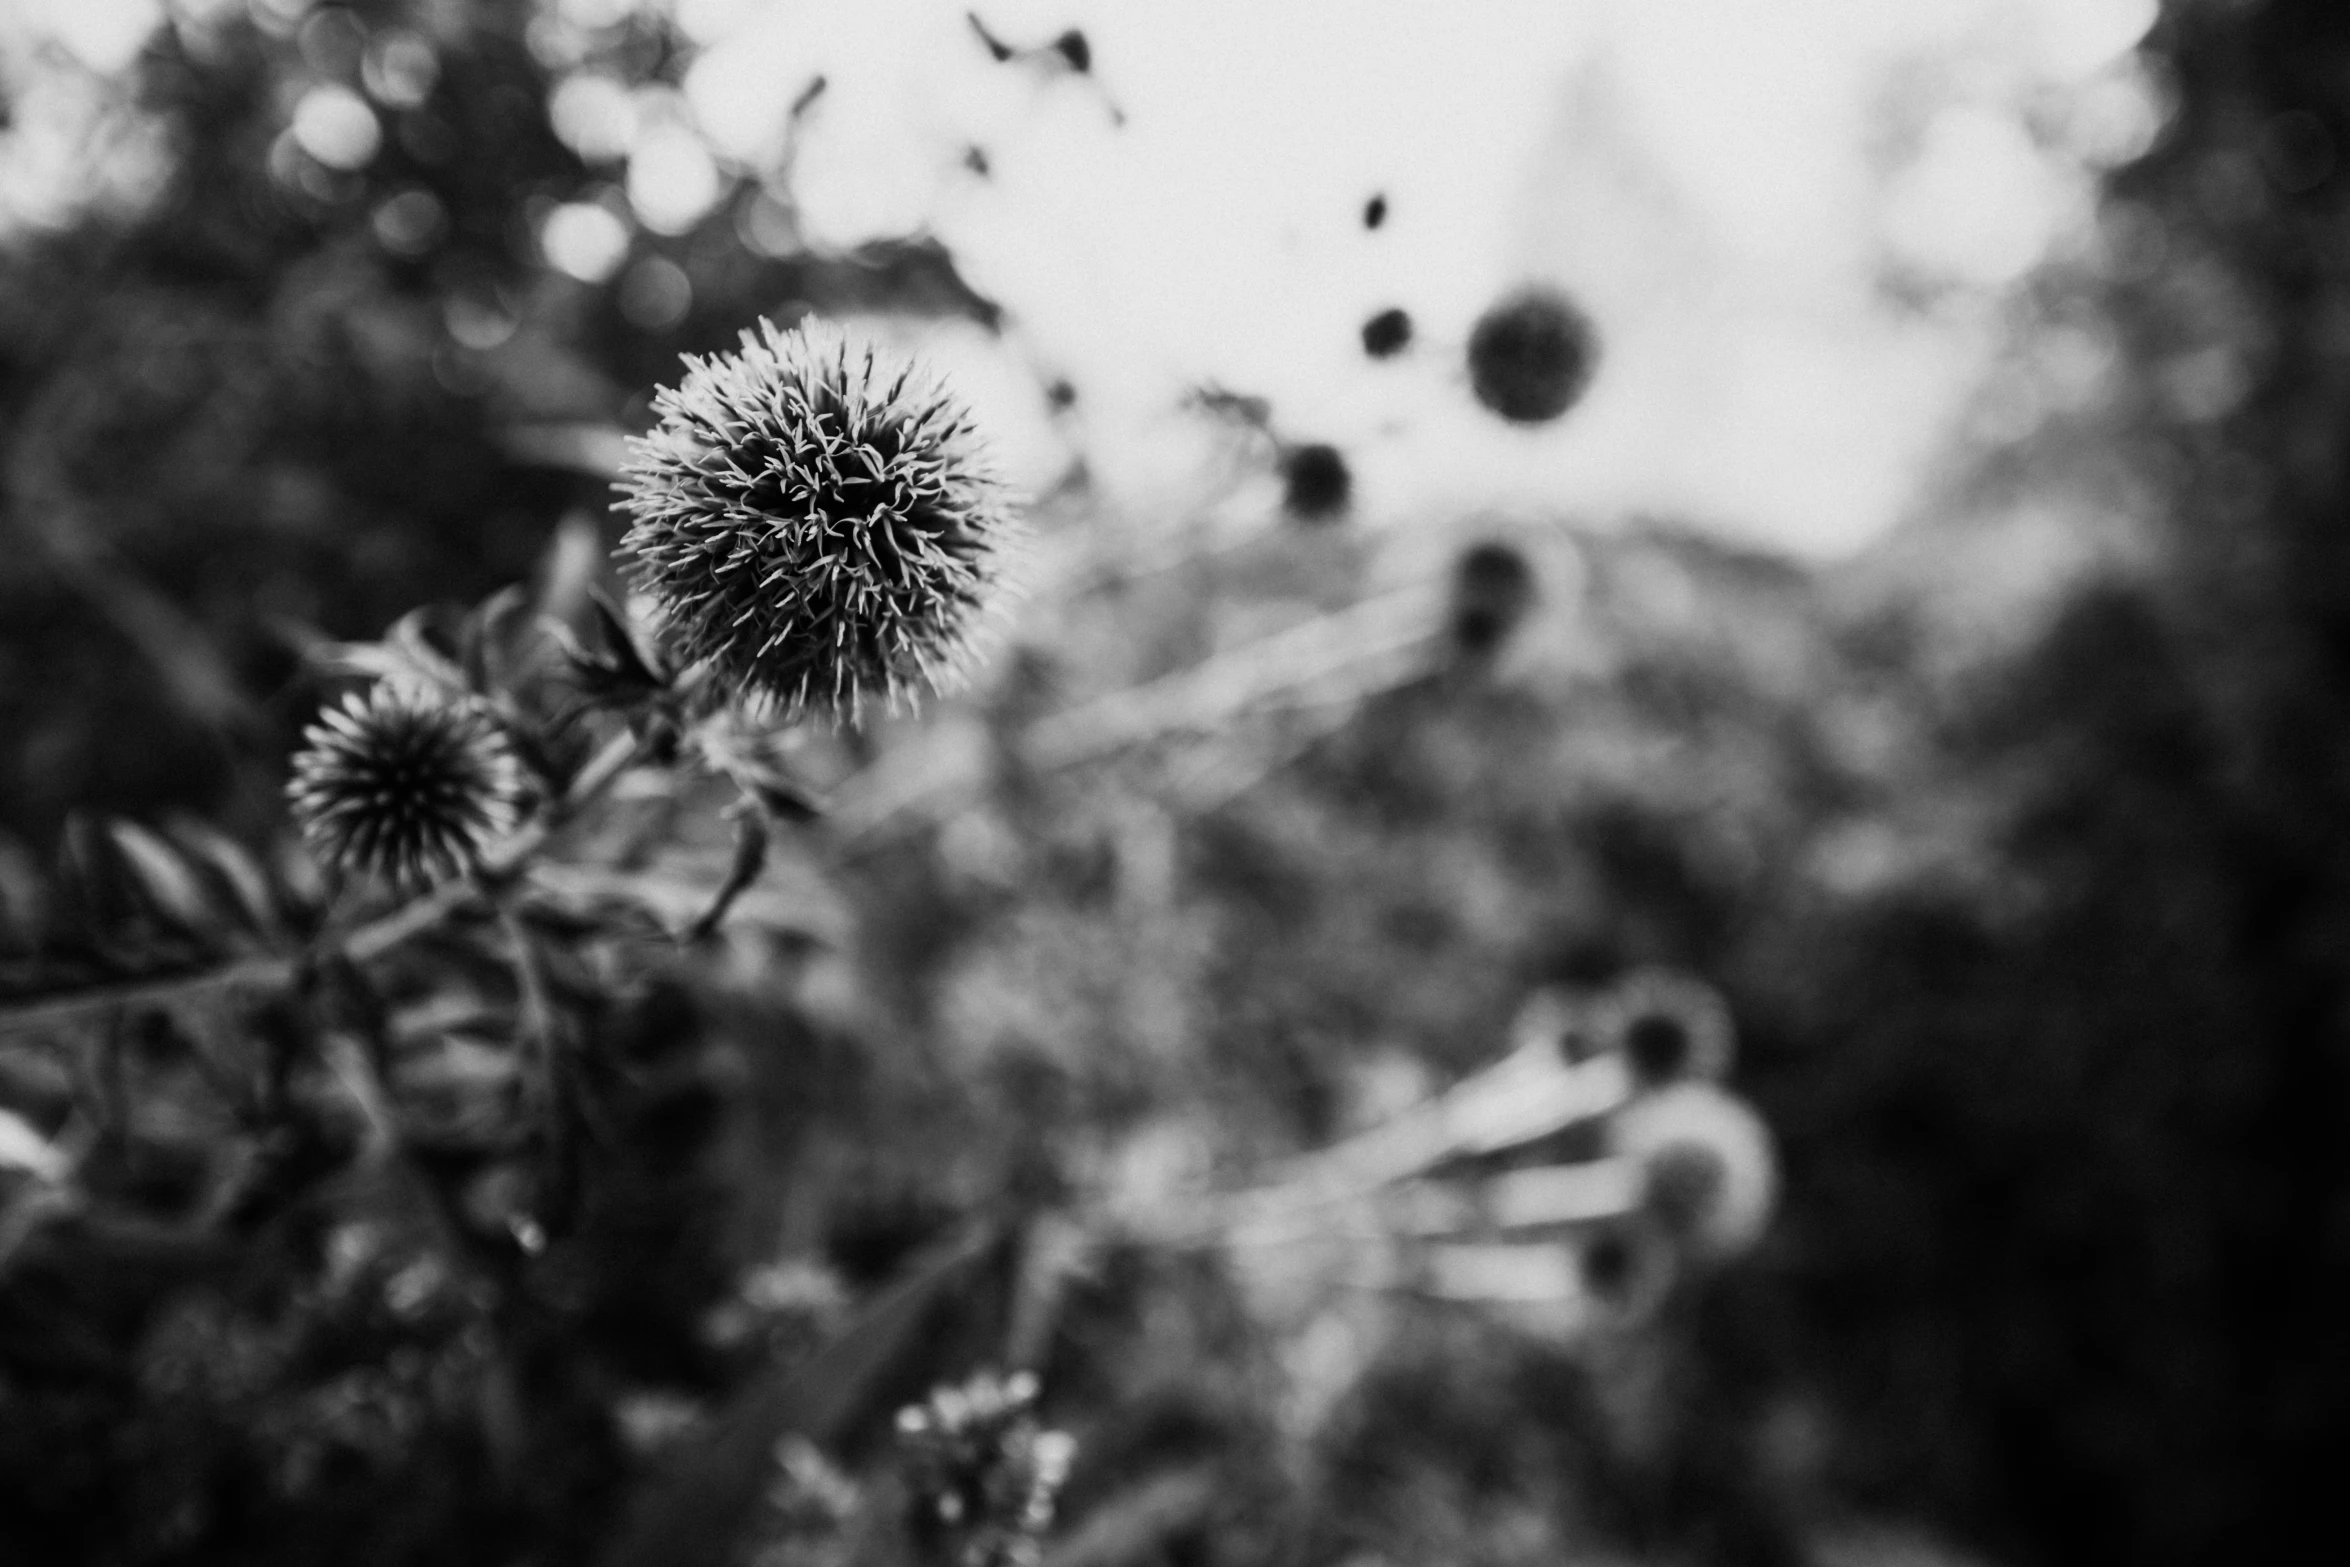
[8,0,2163,556]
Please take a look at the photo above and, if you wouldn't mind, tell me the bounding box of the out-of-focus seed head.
[287,684,523,890]
[1281,442,1352,523]
[1466,285,1598,424]
[1598,966,1736,1088]
[1577,1222,1678,1318]
[616,317,1015,718]
[1609,1082,1778,1262]
[1508,983,1606,1065]
[1449,540,1538,657]
[1361,306,1413,359]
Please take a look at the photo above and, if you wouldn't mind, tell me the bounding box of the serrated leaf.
[461,585,532,695]
[379,607,473,694]
[587,588,668,692]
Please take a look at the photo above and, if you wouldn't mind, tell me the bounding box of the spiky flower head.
[615,317,1014,717]
[1466,285,1599,424]
[287,684,523,889]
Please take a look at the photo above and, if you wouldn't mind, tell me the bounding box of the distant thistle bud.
[1595,967,1735,1089]
[1281,442,1352,523]
[1466,285,1598,424]
[1361,306,1413,359]
[1449,541,1537,657]
[287,685,523,889]
[616,318,1014,717]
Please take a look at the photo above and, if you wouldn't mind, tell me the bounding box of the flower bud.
[287,684,523,889]
[1466,285,1598,424]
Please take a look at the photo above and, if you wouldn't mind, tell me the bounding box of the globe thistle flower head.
[287,684,524,890]
[616,317,1015,718]
[1466,285,1599,424]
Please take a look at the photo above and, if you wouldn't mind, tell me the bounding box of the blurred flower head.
[287,684,523,890]
[1576,1221,1679,1319]
[616,317,1015,717]
[1609,1081,1779,1261]
[1449,540,1538,658]
[1466,285,1599,425]
[1599,967,1736,1088]
[1361,306,1413,359]
[1281,441,1353,523]
[896,1369,1075,1567]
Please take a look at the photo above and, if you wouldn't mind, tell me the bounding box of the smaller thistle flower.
[287,684,524,889]
[616,317,1015,718]
[1466,285,1599,424]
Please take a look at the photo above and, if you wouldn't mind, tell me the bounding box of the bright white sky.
[671,0,2159,556]
[7,0,2164,557]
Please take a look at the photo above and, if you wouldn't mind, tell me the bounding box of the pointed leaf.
[689,809,770,940]
[166,819,284,941]
[461,585,532,695]
[591,588,667,687]
[104,821,220,937]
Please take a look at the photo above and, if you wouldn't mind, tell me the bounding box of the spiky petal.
[287,684,524,889]
[615,318,1014,718]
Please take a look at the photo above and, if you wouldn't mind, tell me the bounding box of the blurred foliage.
[4,1,2350,1566]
